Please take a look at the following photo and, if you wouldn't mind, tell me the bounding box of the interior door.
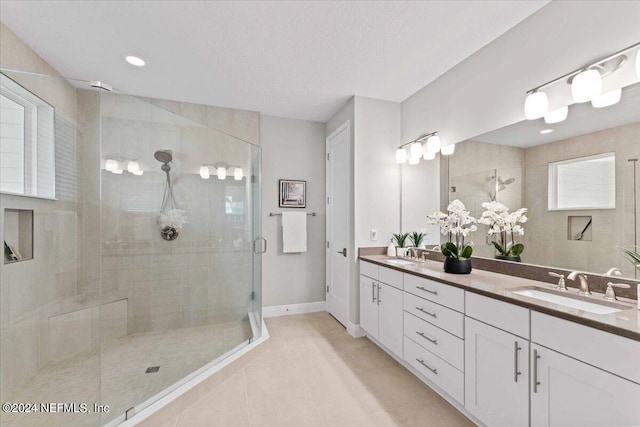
[326,121,351,327]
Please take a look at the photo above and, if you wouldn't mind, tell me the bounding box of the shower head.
[154,150,173,164]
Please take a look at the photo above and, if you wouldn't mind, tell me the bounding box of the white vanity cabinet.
[464,294,530,427]
[530,312,640,427]
[530,343,640,427]
[358,262,403,358]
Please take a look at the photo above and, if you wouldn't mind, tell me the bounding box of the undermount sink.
[385,259,416,266]
[510,287,628,315]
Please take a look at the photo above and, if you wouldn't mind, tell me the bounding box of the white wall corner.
[262,301,326,318]
[347,322,366,338]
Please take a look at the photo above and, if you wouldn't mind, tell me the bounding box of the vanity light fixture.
[540,129,553,134]
[112,169,124,174]
[544,106,568,124]
[217,167,227,180]
[571,69,602,103]
[524,91,549,120]
[199,166,210,179]
[591,88,622,108]
[132,170,144,176]
[396,131,440,165]
[524,42,640,120]
[395,148,408,164]
[234,167,243,181]
[425,133,441,153]
[125,55,146,67]
[440,144,456,156]
[409,141,423,159]
[423,150,437,160]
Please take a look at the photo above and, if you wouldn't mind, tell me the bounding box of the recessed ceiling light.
[125,55,146,67]
[540,129,553,134]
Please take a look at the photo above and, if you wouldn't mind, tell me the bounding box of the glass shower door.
[98,91,261,424]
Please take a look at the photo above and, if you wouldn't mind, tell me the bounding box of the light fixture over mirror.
[440,144,456,156]
[524,91,548,120]
[234,167,243,180]
[395,131,440,165]
[591,88,622,108]
[199,166,210,179]
[524,42,640,121]
[544,105,568,124]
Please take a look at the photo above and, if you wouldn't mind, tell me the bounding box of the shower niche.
[3,208,33,263]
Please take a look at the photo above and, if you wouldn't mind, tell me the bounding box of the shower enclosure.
[0,69,262,427]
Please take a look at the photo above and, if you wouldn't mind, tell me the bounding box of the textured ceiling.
[0,1,548,122]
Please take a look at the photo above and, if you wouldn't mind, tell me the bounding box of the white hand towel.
[282,212,307,253]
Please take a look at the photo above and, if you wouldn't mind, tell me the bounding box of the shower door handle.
[253,238,267,254]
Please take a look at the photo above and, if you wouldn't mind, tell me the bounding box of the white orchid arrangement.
[478,201,527,258]
[157,209,188,230]
[427,200,478,260]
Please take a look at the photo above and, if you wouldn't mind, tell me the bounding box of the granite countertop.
[360,255,640,342]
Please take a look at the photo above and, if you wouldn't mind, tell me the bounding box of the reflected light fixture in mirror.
[540,129,553,134]
[395,148,408,164]
[217,167,227,180]
[572,69,602,103]
[544,105,568,124]
[440,144,455,156]
[105,159,119,172]
[524,91,548,120]
[234,167,243,180]
[591,88,622,108]
[200,166,210,179]
[127,161,140,173]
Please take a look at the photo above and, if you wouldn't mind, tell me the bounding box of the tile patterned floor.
[159,312,474,427]
[1,319,251,427]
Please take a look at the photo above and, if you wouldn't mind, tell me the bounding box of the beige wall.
[261,115,326,307]
[523,121,639,276]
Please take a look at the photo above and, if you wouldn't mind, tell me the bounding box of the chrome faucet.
[567,271,591,296]
[604,267,623,276]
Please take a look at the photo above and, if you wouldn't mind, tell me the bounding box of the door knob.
[337,248,347,257]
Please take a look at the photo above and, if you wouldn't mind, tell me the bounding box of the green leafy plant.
[392,232,410,248]
[427,200,477,260]
[409,232,426,247]
[622,247,640,270]
[478,201,527,258]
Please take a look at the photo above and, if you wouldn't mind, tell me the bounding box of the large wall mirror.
[402,82,640,280]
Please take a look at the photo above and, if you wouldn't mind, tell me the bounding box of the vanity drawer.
[532,312,640,384]
[404,336,464,404]
[360,261,378,280]
[404,311,464,371]
[404,273,464,312]
[404,292,464,338]
[465,292,530,339]
[379,266,403,290]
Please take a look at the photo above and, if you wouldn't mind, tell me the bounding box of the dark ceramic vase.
[495,255,521,262]
[443,257,472,274]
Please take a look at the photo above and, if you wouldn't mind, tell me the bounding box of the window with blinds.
[0,73,55,199]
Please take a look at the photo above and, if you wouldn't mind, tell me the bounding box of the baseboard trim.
[347,322,366,338]
[262,301,326,318]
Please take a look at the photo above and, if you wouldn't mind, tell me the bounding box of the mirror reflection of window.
[549,153,616,210]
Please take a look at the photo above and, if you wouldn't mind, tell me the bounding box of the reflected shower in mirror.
[402,83,640,279]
